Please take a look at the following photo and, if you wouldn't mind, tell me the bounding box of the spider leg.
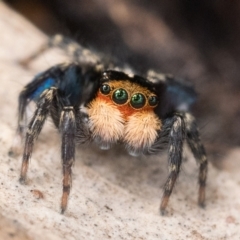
[17,89,28,139]
[9,71,58,156]
[19,88,56,184]
[20,34,100,67]
[17,81,50,139]
[160,114,185,215]
[183,112,208,208]
[59,106,76,214]
[8,89,29,157]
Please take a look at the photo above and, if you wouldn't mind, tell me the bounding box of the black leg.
[9,70,59,157]
[183,113,208,208]
[8,89,29,156]
[59,106,76,214]
[20,34,100,67]
[19,88,56,184]
[160,114,185,215]
[17,90,28,138]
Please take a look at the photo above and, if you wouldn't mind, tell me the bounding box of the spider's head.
[88,71,162,154]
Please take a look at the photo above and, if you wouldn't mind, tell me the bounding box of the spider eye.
[112,88,128,104]
[100,84,111,95]
[130,93,146,109]
[148,95,158,106]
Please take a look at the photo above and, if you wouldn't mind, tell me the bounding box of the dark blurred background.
[5,0,240,166]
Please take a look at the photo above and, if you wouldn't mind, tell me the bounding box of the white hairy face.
[87,80,162,152]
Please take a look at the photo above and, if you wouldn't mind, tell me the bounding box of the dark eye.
[148,95,158,106]
[130,93,146,109]
[112,89,128,104]
[100,84,111,95]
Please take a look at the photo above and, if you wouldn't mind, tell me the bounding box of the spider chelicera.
[9,35,207,214]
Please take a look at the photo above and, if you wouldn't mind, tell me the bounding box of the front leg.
[60,106,76,214]
[19,88,56,183]
[183,112,208,208]
[160,114,185,215]
[9,69,58,157]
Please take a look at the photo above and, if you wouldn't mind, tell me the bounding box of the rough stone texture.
[0,3,240,240]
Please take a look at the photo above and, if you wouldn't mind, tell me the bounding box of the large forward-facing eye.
[148,95,158,107]
[112,88,128,104]
[130,93,146,109]
[100,84,111,95]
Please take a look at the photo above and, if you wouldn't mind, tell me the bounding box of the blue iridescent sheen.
[30,78,55,100]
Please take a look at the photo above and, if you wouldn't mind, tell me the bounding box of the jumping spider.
[10,35,207,214]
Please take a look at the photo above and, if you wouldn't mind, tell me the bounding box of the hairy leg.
[59,106,76,214]
[19,88,56,183]
[160,114,185,215]
[183,112,208,207]
[20,34,100,67]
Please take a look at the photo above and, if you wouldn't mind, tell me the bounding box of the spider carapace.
[10,36,208,215]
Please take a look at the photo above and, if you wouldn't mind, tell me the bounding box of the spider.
[10,35,208,215]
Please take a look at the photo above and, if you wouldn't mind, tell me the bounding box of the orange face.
[87,80,162,152]
[97,80,158,119]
